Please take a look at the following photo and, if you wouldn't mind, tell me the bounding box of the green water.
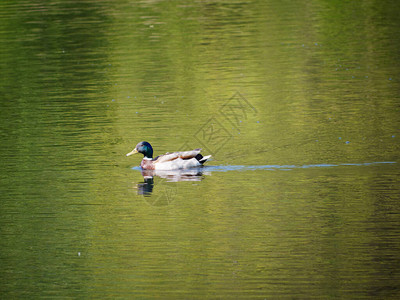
[1,0,399,298]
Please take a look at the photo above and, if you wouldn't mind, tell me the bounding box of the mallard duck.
[126,141,211,170]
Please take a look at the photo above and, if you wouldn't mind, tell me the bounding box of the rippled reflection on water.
[1,0,399,298]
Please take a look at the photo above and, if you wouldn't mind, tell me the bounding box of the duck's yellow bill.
[126,148,138,156]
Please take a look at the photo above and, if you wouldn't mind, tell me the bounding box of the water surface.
[1,0,399,299]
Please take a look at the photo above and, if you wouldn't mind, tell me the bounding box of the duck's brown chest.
[141,159,155,170]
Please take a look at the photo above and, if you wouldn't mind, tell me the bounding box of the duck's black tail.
[195,154,212,164]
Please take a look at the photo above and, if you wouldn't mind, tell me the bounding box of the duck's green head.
[126,141,153,158]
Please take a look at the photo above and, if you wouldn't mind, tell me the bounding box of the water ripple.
[203,161,396,172]
[132,161,396,172]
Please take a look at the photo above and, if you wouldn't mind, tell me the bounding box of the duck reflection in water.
[136,167,210,196]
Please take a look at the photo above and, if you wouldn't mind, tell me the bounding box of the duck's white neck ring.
[143,157,152,160]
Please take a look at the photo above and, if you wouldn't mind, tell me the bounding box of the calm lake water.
[1,0,399,299]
